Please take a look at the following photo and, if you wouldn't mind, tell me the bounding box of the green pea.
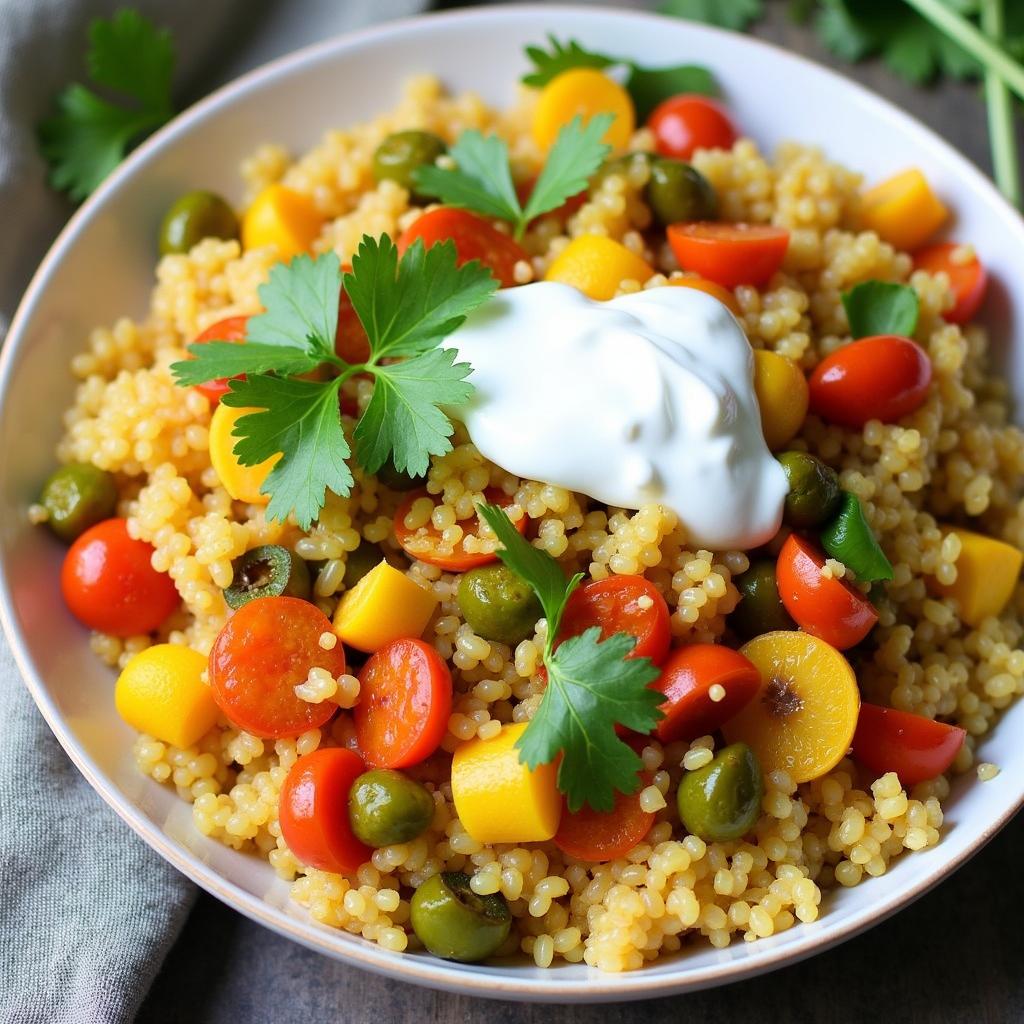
[223,545,310,609]
[457,563,542,646]
[348,769,435,847]
[343,539,383,591]
[730,559,794,640]
[677,742,763,843]
[374,457,427,492]
[372,131,447,200]
[39,463,117,543]
[777,450,842,528]
[645,158,718,227]
[820,492,894,583]
[410,871,511,963]
[159,191,239,255]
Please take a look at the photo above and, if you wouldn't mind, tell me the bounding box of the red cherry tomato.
[808,335,932,429]
[208,596,343,738]
[852,704,965,787]
[336,267,371,365]
[553,778,655,862]
[652,644,761,743]
[189,316,249,404]
[397,208,527,288]
[648,94,738,160]
[912,242,988,325]
[776,534,878,650]
[354,638,453,769]
[279,748,371,874]
[667,222,790,289]
[61,518,179,636]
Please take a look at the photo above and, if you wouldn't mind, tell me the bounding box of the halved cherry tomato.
[279,748,371,873]
[808,335,931,429]
[393,487,526,572]
[397,208,527,288]
[912,242,988,325]
[61,518,179,636]
[776,534,878,650]
[208,596,343,738]
[667,223,789,289]
[558,576,671,666]
[336,267,371,365]
[852,704,965,787]
[648,94,737,161]
[354,638,452,769]
[652,644,761,743]
[553,777,655,862]
[190,316,249,404]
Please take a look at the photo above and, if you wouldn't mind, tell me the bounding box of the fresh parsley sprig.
[478,504,664,813]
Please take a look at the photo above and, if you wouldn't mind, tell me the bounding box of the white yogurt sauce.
[442,282,787,550]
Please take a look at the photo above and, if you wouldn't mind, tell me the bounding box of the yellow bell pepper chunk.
[931,527,1022,627]
[241,183,323,260]
[208,403,279,504]
[333,560,439,653]
[860,169,948,252]
[452,723,561,844]
[532,68,635,152]
[115,644,218,748]
[545,236,654,301]
[752,349,809,451]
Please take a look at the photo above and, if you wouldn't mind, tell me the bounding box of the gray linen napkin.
[0,1,425,1020]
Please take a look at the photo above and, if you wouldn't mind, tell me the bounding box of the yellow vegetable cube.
[860,169,948,252]
[932,527,1022,627]
[115,644,218,748]
[452,723,561,844]
[208,403,279,504]
[752,349,809,451]
[545,236,654,301]
[241,183,323,260]
[333,560,439,653]
[531,68,635,152]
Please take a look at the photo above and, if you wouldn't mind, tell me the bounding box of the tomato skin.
[397,208,527,288]
[776,534,878,650]
[61,518,179,636]
[355,638,453,769]
[667,222,789,289]
[648,94,737,160]
[336,268,371,365]
[652,644,761,743]
[852,704,965,787]
[808,335,931,429]
[553,778,655,862]
[208,596,343,738]
[190,316,249,404]
[279,748,372,873]
[912,242,988,325]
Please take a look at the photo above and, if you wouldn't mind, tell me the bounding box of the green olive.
[677,742,763,843]
[730,559,794,640]
[343,539,383,591]
[372,131,447,200]
[159,191,239,255]
[410,871,511,962]
[223,545,310,609]
[645,159,717,227]
[374,457,428,492]
[777,450,842,528]
[593,151,654,191]
[457,563,542,646]
[39,464,117,543]
[348,769,435,847]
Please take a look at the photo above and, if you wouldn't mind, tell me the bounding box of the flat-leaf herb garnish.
[841,280,920,339]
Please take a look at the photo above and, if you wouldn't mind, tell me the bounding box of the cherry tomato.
[354,638,452,769]
[279,748,371,873]
[652,644,761,743]
[208,596,343,738]
[61,518,179,636]
[558,576,671,666]
[852,704,965,787]
[189,316,249,404]
[336,267,371,365]
[912,242,988,325]
[808,335,931,429]
[648,94,738,161]
[553,778,655,862]
[776,534,878,650]
[667,223,789,289]
[393,487,527,572]
[397,208,527,288]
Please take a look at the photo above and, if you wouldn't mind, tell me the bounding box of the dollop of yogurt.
[443,281,787,550]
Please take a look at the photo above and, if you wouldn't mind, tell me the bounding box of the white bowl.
[3,3,1023,1003]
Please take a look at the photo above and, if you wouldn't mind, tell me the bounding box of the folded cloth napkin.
[0,1,425,1020]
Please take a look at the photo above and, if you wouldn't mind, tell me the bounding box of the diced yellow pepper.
[931,527,1022,627]
[545,236,654,301]
[860,169,948,252]
[752,349,809,451]
[531,68,635,152]
[241,184,324,260]
[333,560,439,653]
[451,723,561,844]
[208,403,278,504]
[115,644,218,748]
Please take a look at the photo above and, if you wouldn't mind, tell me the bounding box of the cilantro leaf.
[522,36,615,87]
[88,8,175,109]
[841,280,920,338]
[660,0,765,31]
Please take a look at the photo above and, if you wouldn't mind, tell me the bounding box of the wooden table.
[141,3,1024,1020]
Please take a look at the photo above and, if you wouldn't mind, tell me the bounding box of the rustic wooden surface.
[140,2,1024,1020]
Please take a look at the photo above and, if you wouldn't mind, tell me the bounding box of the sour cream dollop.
[443,282,787,550]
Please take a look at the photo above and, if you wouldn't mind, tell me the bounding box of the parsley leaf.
[660,0,765,30]
[38,10,175,200]
[841,280,920,338]
[171,340,322,386]
[522,37,616,86]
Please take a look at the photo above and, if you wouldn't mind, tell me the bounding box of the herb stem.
[980,0,1022,206]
